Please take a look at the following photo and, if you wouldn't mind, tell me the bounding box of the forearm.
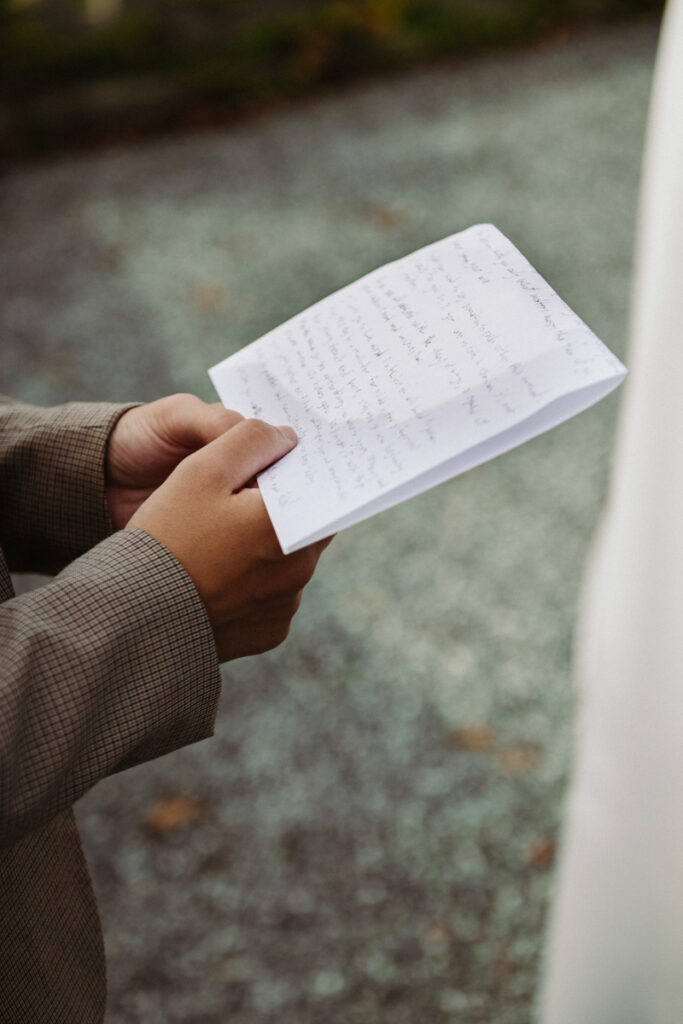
[0,396,134,573]
[0,529,221,848]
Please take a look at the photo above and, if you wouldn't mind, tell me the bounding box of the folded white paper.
[209,224,626,553]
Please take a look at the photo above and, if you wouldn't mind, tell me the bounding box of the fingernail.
[278,425,297,446]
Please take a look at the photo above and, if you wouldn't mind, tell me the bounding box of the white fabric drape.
[539,2,683,1021]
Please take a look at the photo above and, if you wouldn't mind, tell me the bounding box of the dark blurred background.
[0,0,664,156]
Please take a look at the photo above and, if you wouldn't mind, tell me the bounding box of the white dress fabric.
[539,1,683,1021]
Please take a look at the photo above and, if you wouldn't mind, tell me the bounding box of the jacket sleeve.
[0,395,133,574]
[0,396,222,848]
[0,528,222,848]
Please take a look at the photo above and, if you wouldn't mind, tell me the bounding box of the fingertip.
[277,425,297,446]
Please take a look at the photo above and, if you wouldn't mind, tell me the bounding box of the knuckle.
[267,558,308,597]
[260,618,292,652]
[291,550,318,588]
[294,559,316,590]
[157,392,203,428]
[274,622,292,646]
[172,392,202,412]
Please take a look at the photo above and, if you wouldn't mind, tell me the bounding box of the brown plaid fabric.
[0,398,221,1023]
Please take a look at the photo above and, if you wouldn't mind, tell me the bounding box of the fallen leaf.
[497,743,542,775]
[528,837,556,869]
[420,921,453,948]
[144,795,204,835]
[364,205,409,231]
[191,282,228,312]
[448,724,496,751]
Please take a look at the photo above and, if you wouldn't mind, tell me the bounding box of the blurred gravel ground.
[0,19,658,1023]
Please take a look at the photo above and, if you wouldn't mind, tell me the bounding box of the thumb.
[190,418,298,492]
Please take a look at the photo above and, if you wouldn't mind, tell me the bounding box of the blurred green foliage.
[0,0,665,155]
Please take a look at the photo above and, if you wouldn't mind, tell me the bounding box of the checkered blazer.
[0,397,221,1023]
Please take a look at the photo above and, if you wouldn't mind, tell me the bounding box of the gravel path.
[1,19,658,1023]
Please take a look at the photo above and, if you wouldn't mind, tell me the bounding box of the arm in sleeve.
[0,528,222,848]
[0,395,135,574]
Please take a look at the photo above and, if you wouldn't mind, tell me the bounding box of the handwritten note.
[209,224,626,553]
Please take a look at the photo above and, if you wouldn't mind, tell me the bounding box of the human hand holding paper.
[126,418,330,661]
[106,394,244,529]
[209,224,626,553]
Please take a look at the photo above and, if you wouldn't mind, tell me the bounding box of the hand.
[127,417,332,661]
[106,394,244,530]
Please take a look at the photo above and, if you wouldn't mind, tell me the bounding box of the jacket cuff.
[0,400,137,573]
